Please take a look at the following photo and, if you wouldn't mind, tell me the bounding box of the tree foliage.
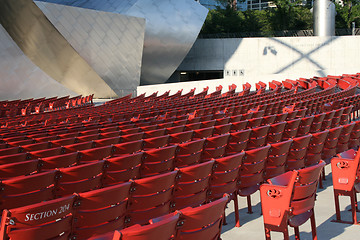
[201,0,360,35]
[335,0,360,28]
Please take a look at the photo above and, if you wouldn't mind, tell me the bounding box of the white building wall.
[138,36,360,96]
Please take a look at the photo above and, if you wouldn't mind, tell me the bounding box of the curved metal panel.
[0,24,76,100]
[36,0,209,86]
[0,0,117,98]
[35,1,146,97]
[126,0,209,85]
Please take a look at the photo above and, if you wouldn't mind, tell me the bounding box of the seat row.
[0,175,229,240]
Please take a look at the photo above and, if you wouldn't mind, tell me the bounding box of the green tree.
[335,0,360,28]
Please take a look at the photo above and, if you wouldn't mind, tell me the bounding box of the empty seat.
[267,122,286,144]
[174,161,214,210]
[0,170,57,210]
[113,212,181,240]
[0,195,76,240]
[202,134,230,161]
[141,145,177,177]
[331,148,360,224]
[247,125,270,150]
[260,161,325,240]
[282,119,301,140]
[238,145,271,215]
[75,182,132,239]
[41,152,79,169]
[175,139,205,168]
[0,159,41,179]
[176,194,229,240]
[225,129,251,155]
[56,161,105,197]
[104,152,143,186]
[286,134,312,171]
[265,139,293,180]
[127,171,178,226]
[210,152,245,227]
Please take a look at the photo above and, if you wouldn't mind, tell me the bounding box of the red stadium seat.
[56,161,105,197]
[141,145,177,177]
[210,152,245,227]
[238,145,271,214]
[75,182,132,239]
[260,161,325,240]
[127,171,178,226]
[176,194,229,240]
[104,152,143,186]
[0,195,76,240]
[174,161,214,210]
[175,139,205,168]
[113,212,181,240]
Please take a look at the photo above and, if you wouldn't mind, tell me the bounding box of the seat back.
[210,152,245,200]
[305,130,329,166]
[291,161,326,215]
[239,145,271,194]
[282,118,301,140]
[286,134,312,171]
[141,145,177,177]
[226,129,251,155]
[142,135,169,150]
[56,161,105,197]
[0,159,41,179]
[265,139,293,179]
[177,194,229,240]
[128,171,178,226]
[78,145,113,162]
[267,122,286,143]
[169,131,193,145]
[192,127,214,140]
[112,140,143,157]
[104,152,143,186]
[175,139,205,167]
[75,182,131,239]
[202,134,230,161]
[113,212,181,240]
[174,161,215,210]
[247,125,270,149]
[0,170,57,211]
[297,116,314,136]
[310,113,326,133]
[0,195,76,240]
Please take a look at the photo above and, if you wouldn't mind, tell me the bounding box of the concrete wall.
[138,35,360,96]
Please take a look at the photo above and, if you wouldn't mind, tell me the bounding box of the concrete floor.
[221,164,360,240]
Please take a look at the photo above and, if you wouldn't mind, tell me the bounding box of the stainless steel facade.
[0,24,76,100]
[313,0,336,36]
[35,1,146,97]
[0,0,117,98]
[36,0,208,85]
[0,0,207,99]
